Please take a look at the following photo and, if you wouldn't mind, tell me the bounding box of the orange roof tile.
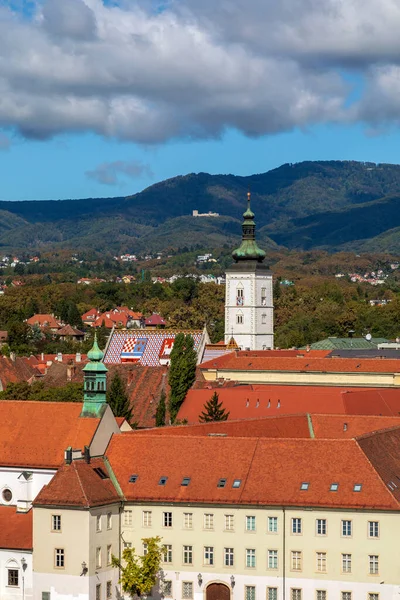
[311,414,400,438]
[34,458,121,508]
[200,351,400,374]
[26,314,61,329]
[106,434,399,510]
[0,402,100,468]
[0,506,32,550]
[178,386,400,424]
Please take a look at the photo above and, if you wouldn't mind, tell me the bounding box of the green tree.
[67,303,83,328]
[155,389,166,427]
[111,536,164,598]
[106,371,133,422]
[199,391,230,422]
[168,333,197,422]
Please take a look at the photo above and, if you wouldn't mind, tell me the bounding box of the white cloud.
[86,159,154,185]
[0,0,398,143]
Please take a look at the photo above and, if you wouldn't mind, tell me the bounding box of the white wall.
[0,550,32,600]
[0,467,56,512]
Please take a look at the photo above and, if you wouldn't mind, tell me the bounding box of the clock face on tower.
[236,296,244,306]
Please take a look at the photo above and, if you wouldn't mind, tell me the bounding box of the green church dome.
[232,192,266,263]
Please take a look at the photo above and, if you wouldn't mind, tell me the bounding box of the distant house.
[0,331,8,347]
[81,308,101,327]
[26,314,61,333]
[55,325,85,343]
[145,313,166,328]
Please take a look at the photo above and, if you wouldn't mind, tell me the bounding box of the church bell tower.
[81,333,108,417]
[224,192,274,350]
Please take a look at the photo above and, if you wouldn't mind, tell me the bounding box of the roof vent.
[330,483,339,492]
[353,483,362,492]
[129,474,138,483]
[181,477,190,486]
[159,476,168,486]
[217,478,227,488]
[343,423,348,431]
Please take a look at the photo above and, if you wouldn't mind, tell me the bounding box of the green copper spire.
[81,332,108,418]
[232,192,266,263]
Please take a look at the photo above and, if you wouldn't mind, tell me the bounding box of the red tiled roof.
[94,312,129,328]
[132,414,311,438]
[82,308,100,320]
[106,434,399,509]
[200,351,400,374]
[357,427,400,503]
[26,314,61,329]
[34,458,121,508]
[310,414,400,438]
[145,314,166,326]
[56,325,84,336]
[0,356,40,388]
[0,402,100,468]
[178,386,400,424]
[0,506,32,550]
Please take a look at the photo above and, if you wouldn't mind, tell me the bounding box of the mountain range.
[2,160,400,254]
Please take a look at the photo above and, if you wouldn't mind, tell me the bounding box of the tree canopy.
[111,536,164,598]
[168,333,197,422]
[106,371,133,423]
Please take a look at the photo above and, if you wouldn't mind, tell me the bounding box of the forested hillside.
[1,161,400,253]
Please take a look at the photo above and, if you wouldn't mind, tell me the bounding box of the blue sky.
[1,0,400,200]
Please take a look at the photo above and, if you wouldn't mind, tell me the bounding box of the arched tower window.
[261,288,267,306]
[236,311,244,325]
[236,283,244,306]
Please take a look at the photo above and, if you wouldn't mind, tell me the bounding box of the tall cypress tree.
[199,391,230,423]
[106,371,133,422]
[155,389,166,427]
[168,333,197,422]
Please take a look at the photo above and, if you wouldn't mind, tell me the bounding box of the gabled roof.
[200,352,400,374]
[56,324,85,336]
[0,506,32,550]
[145,314,166,326]
[34,458,121,508]
[0,402,100,468]
[310,414,400,439]
[0,356,40,388]
[106,433,400,510]
[357,427,400,503]
[308,337,389,350]
[26,314,61,329]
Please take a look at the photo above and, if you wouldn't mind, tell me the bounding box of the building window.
[246,515,256,531]
[52,515,61,532]
[268,516,278,533]
[316,592,326,600]
[123,542,132,549]
[224,547,234,567]
[261,288,267,306]
[183,513,193,529]
[183,546,193,565]
[142,543,148,556]
[261,314,267,324]
[143,511,152,527]
[96,515,102,532]
[342,553,352,573]
[291,551,302,571]
[368,595,379,600]
[316,519,327,536]
[369,555,379,574]
[246,548,256,568]
[182,582,193,599]
[245,586,256,600]
[164,581,172,597]
[42,593,50,600]
[316,552,327,572]
[96,547,102,568]
[163,545,172,563]
[204,546,214,566]
[55,548,65,568]
[163,512,172,527]
[291,518,302,534]
[124,510,132,526]
[96,584,101,600]
[107,545,112,565]
[368,521,379,538]
[268,549,278,569]
[342,520,352,537]
[107,512,112,530]
[236,313,244,325]
[7,569,19,587]
[341,593,352,600]
[106,580,112,599]
[204,513,214,530]
[267,589,278,600]
[291,590,302,600]
[224,514,234,531]
[236,287,244,306]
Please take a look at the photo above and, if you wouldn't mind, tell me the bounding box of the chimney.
[10,352,16,362]
[83,446,91,464]
[75,352,81,363]
[41,352,44,361]
[57,352,62,362]
[65,447,72,465]
[343,423,348,432]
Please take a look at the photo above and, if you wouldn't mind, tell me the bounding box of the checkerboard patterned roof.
[104,329,205,366]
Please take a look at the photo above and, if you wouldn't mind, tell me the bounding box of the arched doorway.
[206,583,230,600]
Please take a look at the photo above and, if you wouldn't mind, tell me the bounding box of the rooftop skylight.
[181,477,191,487]
[353,484,362,492]
[217,478,227,488]
[129,474,138,483]
[300,482,309,490]
[330,483,339,491]
[93,467,108,480]
[232,479,241,488]
[159,476,168,486]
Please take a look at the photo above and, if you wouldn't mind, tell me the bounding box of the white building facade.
[225,193,273,350]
